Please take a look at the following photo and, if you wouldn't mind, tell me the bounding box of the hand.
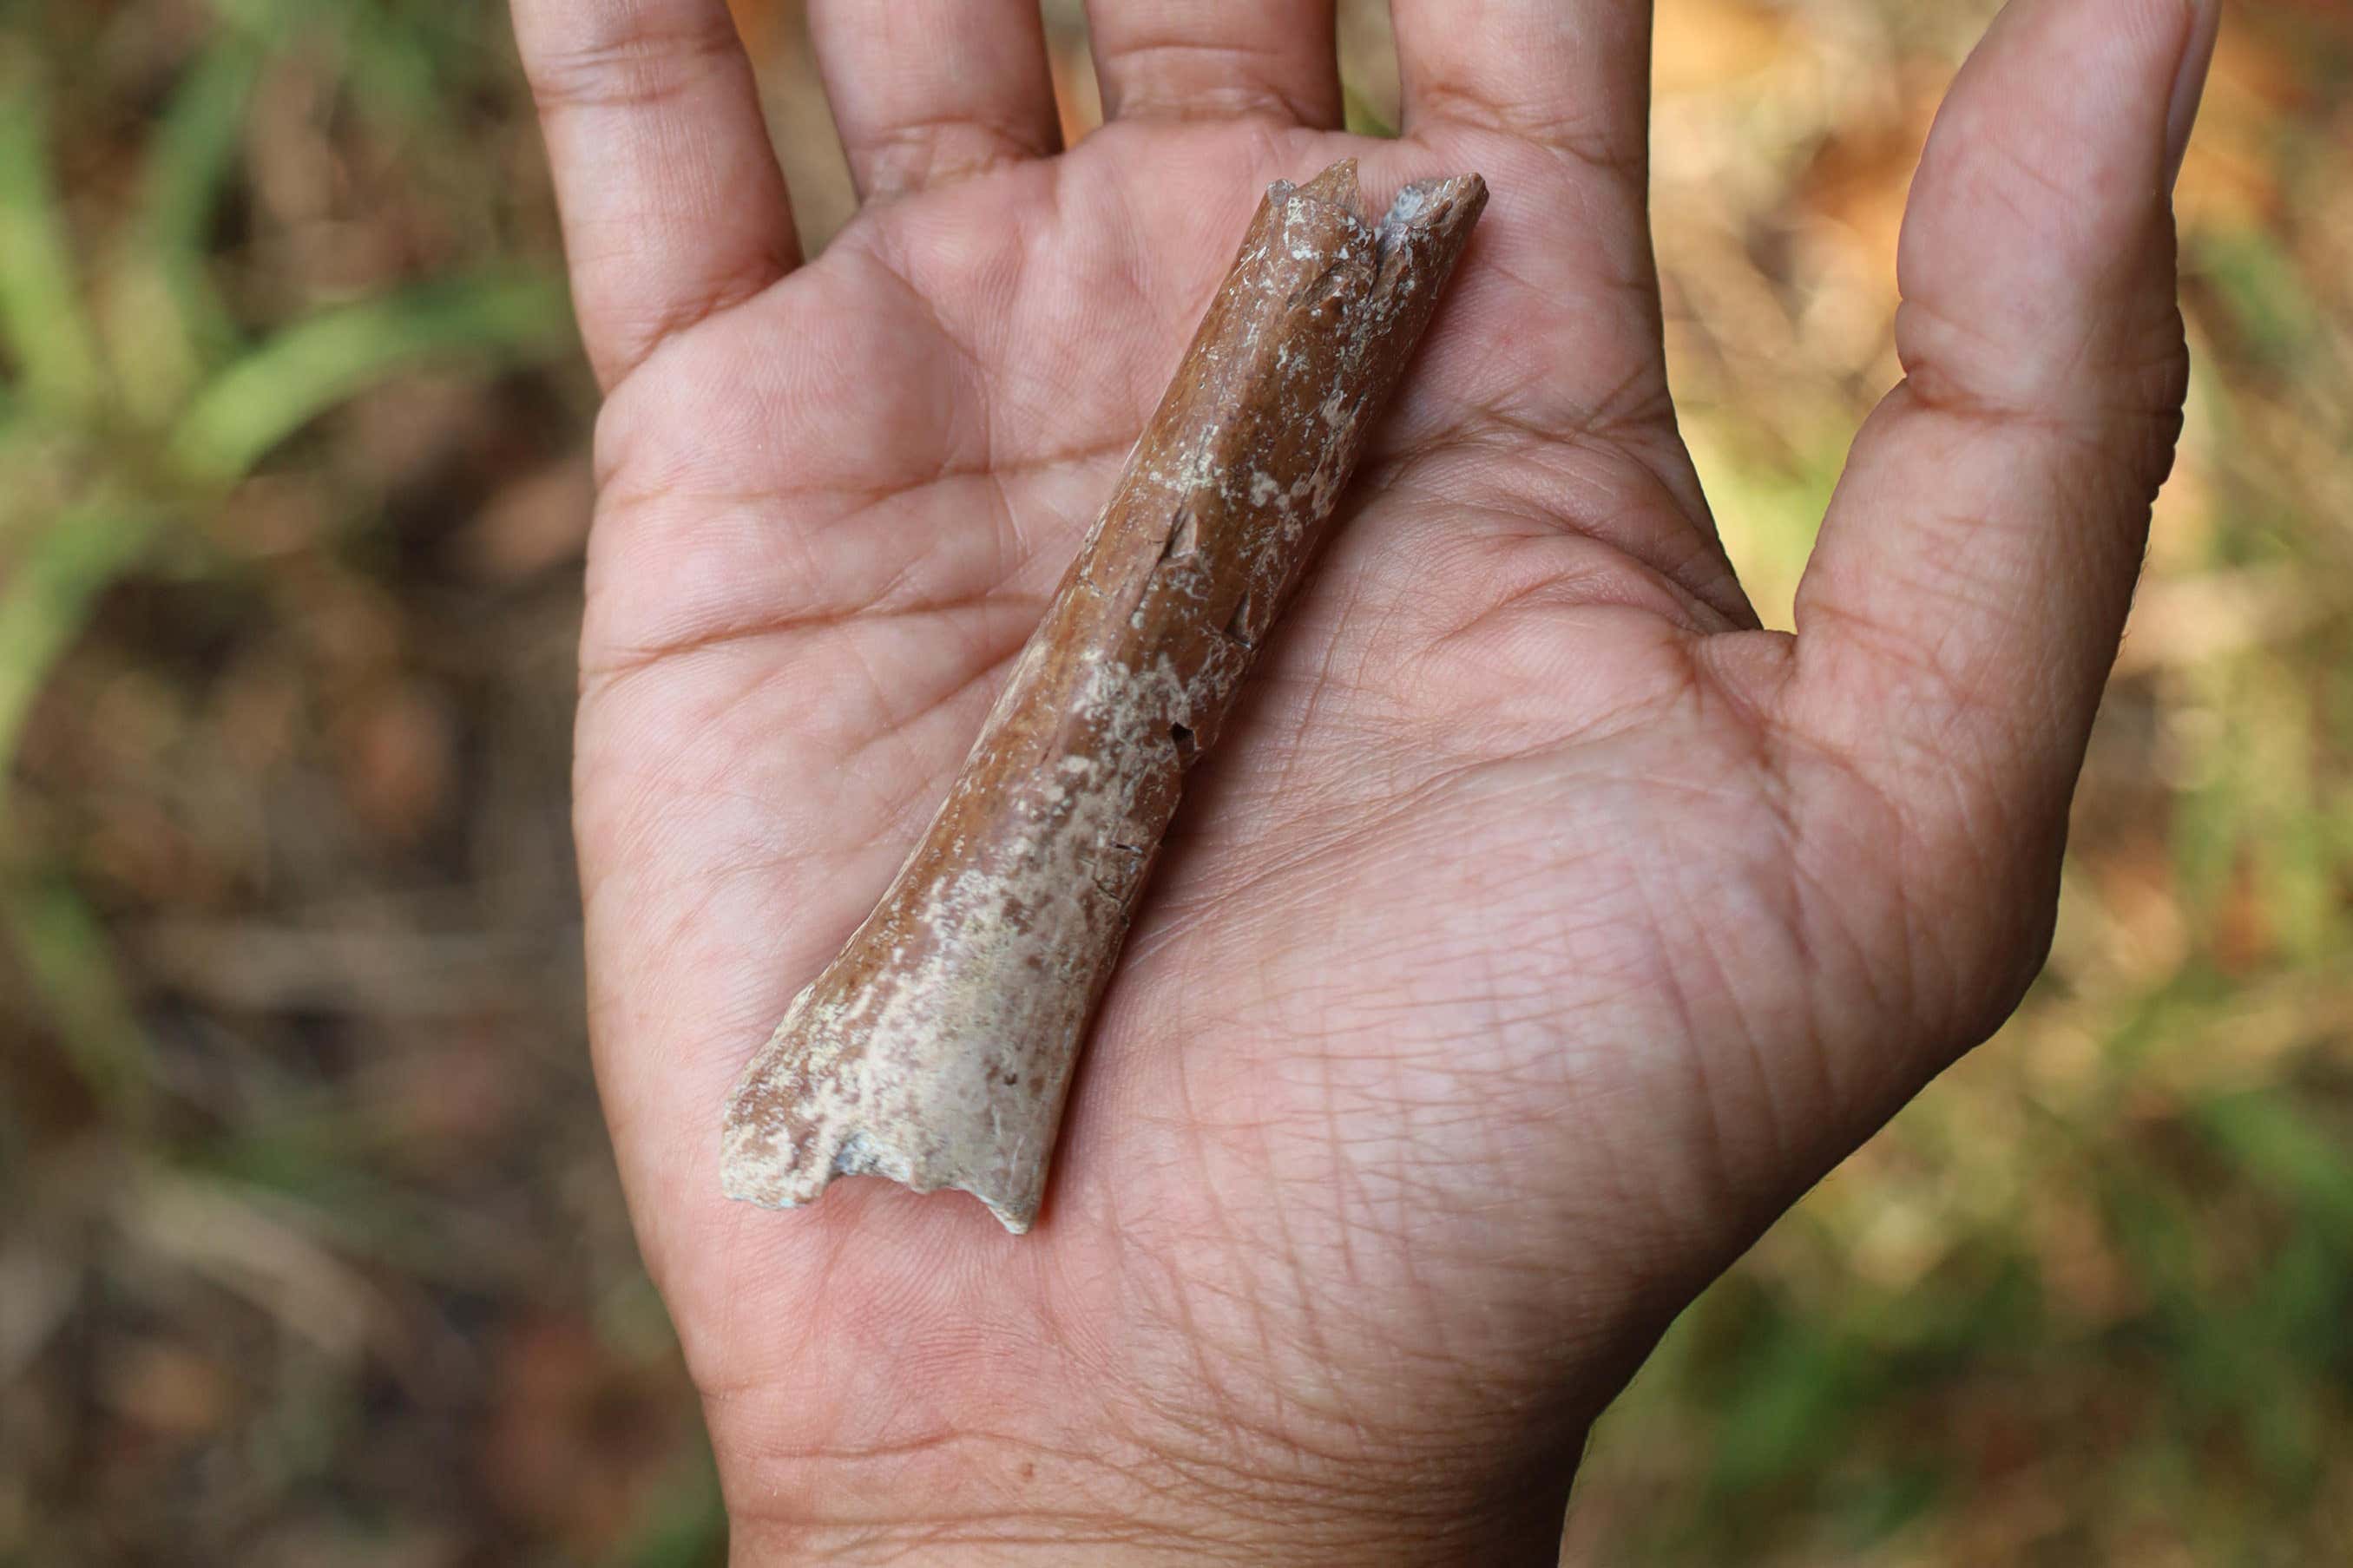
[513,0,2216,1560]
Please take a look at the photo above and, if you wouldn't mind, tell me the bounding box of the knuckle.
[858,117,1049,200]
[524,7,741,114]
[1410,82,1644,183]
[1101,38,1331,124]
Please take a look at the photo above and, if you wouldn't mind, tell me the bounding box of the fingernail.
[2165,0,2223,193]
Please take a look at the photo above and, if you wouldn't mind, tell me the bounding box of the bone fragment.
[721,160,1488,1232]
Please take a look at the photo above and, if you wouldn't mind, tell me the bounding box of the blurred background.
[1,0,2347,1562]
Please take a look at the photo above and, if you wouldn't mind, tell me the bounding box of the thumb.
[1782,0,2215,963]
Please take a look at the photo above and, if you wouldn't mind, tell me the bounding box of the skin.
[509,0,2220,1560]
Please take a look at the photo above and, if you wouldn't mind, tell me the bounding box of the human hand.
[512,0,2218,1560]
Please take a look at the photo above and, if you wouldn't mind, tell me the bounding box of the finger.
[1391,0,1653,178]
[511,0,798,390]
[1083,0,1342,127]
[1786,0,2212,826]
[1384,0,1730,606]
[808,0,1061,202]
[1384,0,1668,436]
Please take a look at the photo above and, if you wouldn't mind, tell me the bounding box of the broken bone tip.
[720,1121,1036,1235]
[1279,161,1487,241]
[1292,156,1364,210]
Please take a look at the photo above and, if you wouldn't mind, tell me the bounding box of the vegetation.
[2,1,2346,1561]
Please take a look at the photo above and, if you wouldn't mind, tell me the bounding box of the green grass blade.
[0,71,108,416]
[0,499,159,1124]
[0,500,161,776]
[165,272,574,483]
[103,30,268,423]
[2198,1091,2353,1241]
[0,869,151,1123]
[139,33,266,288]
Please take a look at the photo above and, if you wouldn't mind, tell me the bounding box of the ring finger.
[809,0,1064,202]
[1084,0,1343,127]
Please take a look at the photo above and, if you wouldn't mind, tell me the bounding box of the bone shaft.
[723,162,1488,1232]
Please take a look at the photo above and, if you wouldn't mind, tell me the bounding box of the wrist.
[707,1389,1586,1566]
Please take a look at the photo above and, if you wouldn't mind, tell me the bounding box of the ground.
[1,1,2349,1562]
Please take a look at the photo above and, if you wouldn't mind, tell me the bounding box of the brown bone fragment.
[721,160,1488,1232]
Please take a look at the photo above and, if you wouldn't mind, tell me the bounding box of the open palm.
[516,0,2209,1559]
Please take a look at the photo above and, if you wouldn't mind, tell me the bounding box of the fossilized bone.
[722,160,1488,1231]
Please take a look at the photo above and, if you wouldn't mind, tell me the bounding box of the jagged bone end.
[720,159,1485,1237]
[719,929,1080,1235]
